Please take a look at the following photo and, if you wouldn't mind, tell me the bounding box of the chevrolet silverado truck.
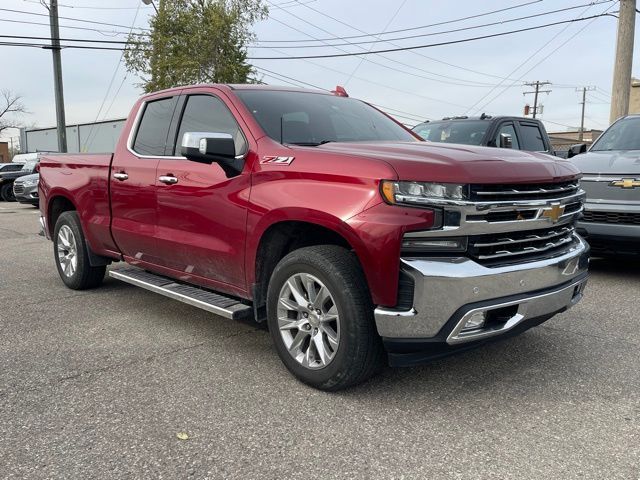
[412,115,557,156]
[568,114,640,256]
[39,84,589,390]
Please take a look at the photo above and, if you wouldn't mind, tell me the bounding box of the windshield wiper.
[288,140,334,146]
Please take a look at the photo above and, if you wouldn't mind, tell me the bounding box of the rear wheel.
[267,245,384,391]
[53,211,106,290]
[1,183,15,202]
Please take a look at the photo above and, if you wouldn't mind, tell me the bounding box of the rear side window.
[132,97,177,156]
[174,95,247,155]
[518,123,546,151]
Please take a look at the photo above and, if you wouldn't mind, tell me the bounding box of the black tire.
[53,211,106,290]
[1,183,16,202]
[266,245,384,391]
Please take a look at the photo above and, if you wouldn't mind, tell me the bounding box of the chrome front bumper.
[374,234,589,344]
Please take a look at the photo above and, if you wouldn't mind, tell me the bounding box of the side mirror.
[180,132,243,177]
[567,143,587,158]
[499,133,513,149]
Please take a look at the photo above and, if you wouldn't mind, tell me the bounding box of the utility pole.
[577,86,596,141]
[48,0,67,153]
[610,0,636,123]
[523,81,552,118]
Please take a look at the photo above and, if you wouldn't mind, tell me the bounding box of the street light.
[142,0,158,14]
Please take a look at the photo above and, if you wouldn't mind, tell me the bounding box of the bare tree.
[0,90,27,135]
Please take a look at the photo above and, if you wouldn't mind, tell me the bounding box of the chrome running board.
[109,266,252,320]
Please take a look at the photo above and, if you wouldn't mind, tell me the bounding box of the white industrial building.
[20,118,126,154]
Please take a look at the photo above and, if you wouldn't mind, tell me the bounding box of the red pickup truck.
[39,84,589,390]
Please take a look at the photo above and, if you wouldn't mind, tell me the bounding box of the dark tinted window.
[133,97,177,156]
[412,120,489,145]
[0,163,21,172]
[495,123,520,149]
[175,95,247,155]
[591,116,640,151]
[236,90,415,144]
[518,123,546,151]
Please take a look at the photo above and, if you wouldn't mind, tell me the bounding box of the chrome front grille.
[403,180,585,267]
[470,181,580,202]
[13,184,25,194]
[582,210,640,225]
[468,226,578,265]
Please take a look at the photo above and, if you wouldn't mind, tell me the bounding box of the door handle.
[159,175,178,185]
[113,172,128,181]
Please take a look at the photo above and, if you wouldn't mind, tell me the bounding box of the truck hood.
[571,150,640,175]
[318,141,579,183]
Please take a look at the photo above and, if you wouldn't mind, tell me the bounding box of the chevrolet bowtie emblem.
[610,178,640,189]
[541,204,565,223]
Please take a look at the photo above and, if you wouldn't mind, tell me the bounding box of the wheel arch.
[248,211,371,317]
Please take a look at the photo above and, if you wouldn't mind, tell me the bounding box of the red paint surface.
[39,85,582,307]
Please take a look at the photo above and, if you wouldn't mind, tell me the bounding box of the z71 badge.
[261,156,295,165]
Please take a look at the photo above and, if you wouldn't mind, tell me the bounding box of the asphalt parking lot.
[1,203,638,479]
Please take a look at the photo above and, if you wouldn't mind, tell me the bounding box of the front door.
[154,93,251,292]
[110,95,178,264]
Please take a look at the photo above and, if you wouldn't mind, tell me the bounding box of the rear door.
[110,94,179,264]
[153,90,252,291]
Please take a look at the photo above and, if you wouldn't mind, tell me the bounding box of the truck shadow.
[588,257,640,277]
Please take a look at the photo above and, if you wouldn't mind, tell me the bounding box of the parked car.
[0,159,39,201]
[0,162,24,174]
[13,173,39,206]
[412,115,556,155]
[38,84,588,390]
[12,152,46,164]
[568,115,640,256]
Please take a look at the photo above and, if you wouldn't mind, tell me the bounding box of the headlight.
[381,180,467,206]
[22,179,38,187]
[402,234,467,253]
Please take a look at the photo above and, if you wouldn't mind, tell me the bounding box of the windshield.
[235,90,416,145]
[412,120,489,145]
[21,160,37,172]
[591,116,640,151]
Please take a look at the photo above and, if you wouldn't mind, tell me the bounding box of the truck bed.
[39,153,117,257]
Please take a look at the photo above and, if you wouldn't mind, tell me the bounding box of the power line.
[0,7,149,30]
[22,0,152,9]
[257,0,544,43]
[252,1,614,49]
[0,17,133,36]
[290,0,528,85]
[247,14,615,60]
[264,3,515,88]
[83,3,141,151]
[468,1,616,114]
[0,34,131,44]
[0,41,125,51]
[344,0,407,85]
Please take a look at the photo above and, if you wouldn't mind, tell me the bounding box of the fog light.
[461,312,486,331]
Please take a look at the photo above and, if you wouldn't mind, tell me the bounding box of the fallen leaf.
[176,432,189,440]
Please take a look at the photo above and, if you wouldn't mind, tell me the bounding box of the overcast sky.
[1,0,638,146]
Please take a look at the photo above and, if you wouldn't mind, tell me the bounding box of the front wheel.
[267,245,384,391]
[53,211,106,290]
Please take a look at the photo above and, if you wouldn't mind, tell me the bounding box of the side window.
[495,123,520,149]
[175,95,247,155]
[132,97,177,156]
[518,123,546,151]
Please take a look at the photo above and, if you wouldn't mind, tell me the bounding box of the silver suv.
[569,115,640,256]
